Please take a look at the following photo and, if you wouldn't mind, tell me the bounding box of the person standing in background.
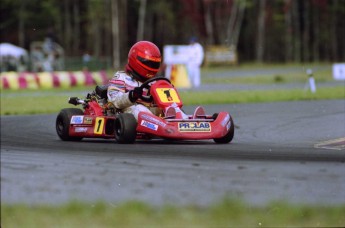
[82,52,91,71]
[187,37,204,88]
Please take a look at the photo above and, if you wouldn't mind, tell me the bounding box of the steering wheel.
[139,77,172,102]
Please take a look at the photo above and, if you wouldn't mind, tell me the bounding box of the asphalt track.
[1,100,345,206]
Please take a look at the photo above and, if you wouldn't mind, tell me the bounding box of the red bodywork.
[69,101,116,139]
[68,80,233,141]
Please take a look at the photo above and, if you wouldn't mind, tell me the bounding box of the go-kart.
[56,77,234,144]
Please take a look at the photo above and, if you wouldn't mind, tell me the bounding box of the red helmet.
[126,41,161,82]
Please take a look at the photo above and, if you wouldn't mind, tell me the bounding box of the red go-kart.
[56,77,234,143]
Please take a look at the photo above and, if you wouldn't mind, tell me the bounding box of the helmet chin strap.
[125,64,146,82]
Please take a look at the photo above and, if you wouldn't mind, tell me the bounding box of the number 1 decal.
[94,117,104,134]
[156,88,180,103]
[163,90,173,101]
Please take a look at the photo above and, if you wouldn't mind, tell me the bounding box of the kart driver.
[107,41,187,120]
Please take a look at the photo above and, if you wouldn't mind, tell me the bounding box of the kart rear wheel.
[56,108,84,141]
[114,113,137,144]
[213,114,235,144]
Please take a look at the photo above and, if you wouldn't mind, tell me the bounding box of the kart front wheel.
[213,115,235,144]
[56,108,84,141]
[114,113,137,144]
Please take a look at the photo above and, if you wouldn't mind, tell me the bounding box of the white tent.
[0,43,28,59]
[0,43,29,72]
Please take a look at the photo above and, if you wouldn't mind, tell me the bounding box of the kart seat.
[95,85,109,99]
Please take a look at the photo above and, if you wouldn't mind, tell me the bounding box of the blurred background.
[0,0,344,72]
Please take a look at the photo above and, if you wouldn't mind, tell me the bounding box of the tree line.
[1,0,344,68]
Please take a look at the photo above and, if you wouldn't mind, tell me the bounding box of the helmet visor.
[137,56,161,70]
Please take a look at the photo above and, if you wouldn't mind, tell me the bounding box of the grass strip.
[202,72,333,84]
[179,86,345,105]
[2,199,344,228]
[1,86,344,115]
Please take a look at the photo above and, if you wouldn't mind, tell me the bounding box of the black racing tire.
[114,113,137,144]
[213,115,235,144]
[56,108,84,141]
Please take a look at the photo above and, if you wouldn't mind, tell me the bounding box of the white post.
[306,69,316,93]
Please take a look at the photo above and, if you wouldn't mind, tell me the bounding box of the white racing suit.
[107,71,153,120]
[107,71,188,120]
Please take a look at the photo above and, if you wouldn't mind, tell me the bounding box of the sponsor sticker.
[178,122,211,132]
[75,127,88,133]
[83,117,93,124]
[141,120,158,131]
[141,114,166,127]
[71,116,84,124]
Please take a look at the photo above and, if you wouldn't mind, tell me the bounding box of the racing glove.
[128,87,142,102]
